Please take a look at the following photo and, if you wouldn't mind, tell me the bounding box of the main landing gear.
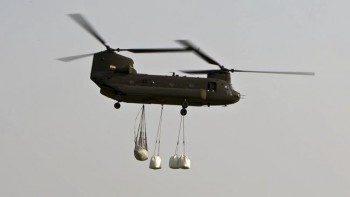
[114,99,189,115]
[180,100,188,116]
[114,102,121,109]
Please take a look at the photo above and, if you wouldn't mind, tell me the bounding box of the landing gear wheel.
[115,94,122,101]
[180,108,187,116]
[114,102,121,109]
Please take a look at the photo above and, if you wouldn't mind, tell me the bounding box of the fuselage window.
[207,82,217,92]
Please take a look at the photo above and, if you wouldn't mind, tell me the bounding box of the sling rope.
[134,105,144,142]
[153,105,163,156]
[182,115,186,155]
[175,115,186,155]
[134,105,147,149]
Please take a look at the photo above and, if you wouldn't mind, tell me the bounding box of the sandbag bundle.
[149,106,164,170]
[169,154,179,169]
[169,115,191,169]
[178,154,190,169]
[134,105,148,161]
[134,145,148,161]
[170,154,190,169]
[149,155,161,169]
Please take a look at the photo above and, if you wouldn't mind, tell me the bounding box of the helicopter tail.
[91,51,136,80]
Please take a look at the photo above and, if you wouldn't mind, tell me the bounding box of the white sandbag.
[149,155,162,169]
[134,145,148,161]
[178,155,190,169]
[169,154,180,169]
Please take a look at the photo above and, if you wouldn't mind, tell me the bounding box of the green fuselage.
[91,51,240,107]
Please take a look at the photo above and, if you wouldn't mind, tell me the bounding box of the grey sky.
[1,0,349,196]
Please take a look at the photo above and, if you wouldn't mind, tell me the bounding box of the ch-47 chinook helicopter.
[58,14,315,116]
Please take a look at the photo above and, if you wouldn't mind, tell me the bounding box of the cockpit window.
[225,84,234,96]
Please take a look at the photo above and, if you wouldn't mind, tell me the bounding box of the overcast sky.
[1,0,349,196]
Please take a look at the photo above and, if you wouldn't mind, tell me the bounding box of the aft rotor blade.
[57,53,95,62]
[233,69,315,76]
[68,14,107,48]
[117,48,192,53]
[176,40,222,68]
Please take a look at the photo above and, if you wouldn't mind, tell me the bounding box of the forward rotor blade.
[181,69,315,76]
[57,53,95,62]
[117,48,192,53]
[180,69,221,74]
[233,69,315,76]
[176,40,222,67]
[68,14,107,47]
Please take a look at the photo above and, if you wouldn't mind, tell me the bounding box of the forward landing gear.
[114,94,122,109]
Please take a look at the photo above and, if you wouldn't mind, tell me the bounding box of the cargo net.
[149,106,163,170]
[134,105,148,161]
[169,115,191,169]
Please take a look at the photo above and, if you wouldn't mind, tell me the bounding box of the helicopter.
[58,14,315,116]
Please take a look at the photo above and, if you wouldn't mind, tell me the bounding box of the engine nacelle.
[109,64,137,74]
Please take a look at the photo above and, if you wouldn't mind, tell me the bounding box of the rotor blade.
[180,69,221,74]
[68,14,107,47]
[181,69,315,76]
[56,53,95,62]
[176,40,222,67]
[117,48,192,53]
[233,69,315,76]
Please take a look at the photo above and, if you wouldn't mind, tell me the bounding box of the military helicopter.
[58,14,314,116]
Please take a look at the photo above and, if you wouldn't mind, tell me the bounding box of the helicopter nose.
[233,91,241,103]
